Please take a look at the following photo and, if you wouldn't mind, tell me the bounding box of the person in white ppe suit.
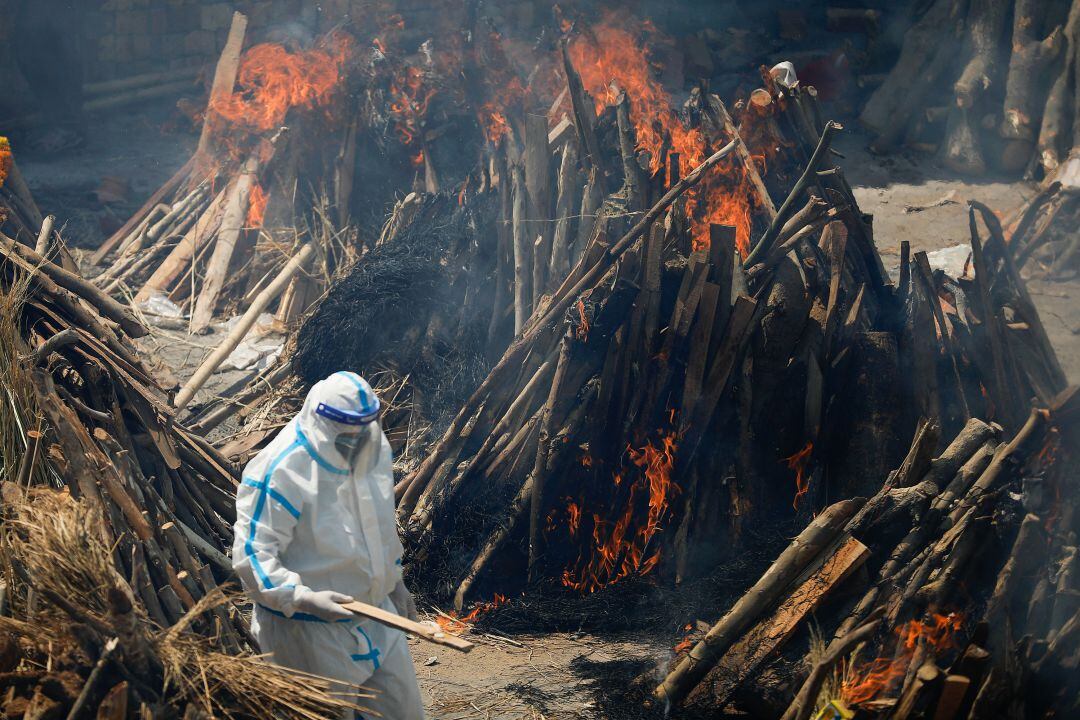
[233,371,424,719]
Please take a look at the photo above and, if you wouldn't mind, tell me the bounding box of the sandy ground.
[16,107,1079,718]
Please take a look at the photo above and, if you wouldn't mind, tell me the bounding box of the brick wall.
[84,1,290,81]
[81,0,550,82]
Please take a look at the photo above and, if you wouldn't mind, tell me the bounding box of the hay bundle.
[0,487,367,719]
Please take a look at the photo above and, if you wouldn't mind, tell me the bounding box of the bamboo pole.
[189,153,261,332]
[174,243,315,410]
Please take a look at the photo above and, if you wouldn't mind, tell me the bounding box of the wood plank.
[342,600,474,653]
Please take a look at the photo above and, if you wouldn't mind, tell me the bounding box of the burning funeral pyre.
[1,2,1079,719]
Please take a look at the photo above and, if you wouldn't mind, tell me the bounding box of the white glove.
[390,580,419,622]
[294,588,354,622]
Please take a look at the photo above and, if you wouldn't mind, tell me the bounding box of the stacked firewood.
[0,487,365,719]
[0,220,244,638]
[652,387,1079,719]
[89,13,356,336]
[864,0,1080,179]
[1004,181,1080,279]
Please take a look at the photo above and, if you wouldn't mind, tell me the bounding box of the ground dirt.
[15,102,1079,719]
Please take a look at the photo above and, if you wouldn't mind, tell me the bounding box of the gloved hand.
[294,588,355,622]
[389,579,419,622]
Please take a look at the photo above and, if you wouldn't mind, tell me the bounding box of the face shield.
[316,397,380,467]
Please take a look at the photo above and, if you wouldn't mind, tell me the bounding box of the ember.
[436,593,509,635]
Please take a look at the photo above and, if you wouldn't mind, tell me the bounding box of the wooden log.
[527,333,572,583]
[561,40,607,182]
[1001,0,1065,169]
[525,112,552,301]
[615,92,645,210]
[195,11,249,163]
[653,498,864,705]
[189,152,261,333]
[1038,2,1080,173]
[174,243,315,410]
[574,168,603,266]
[549,139,579,282]
[697,536,871,712]
[512,163,530,334]
[135,185,229,303]
[33,215,54,256]
[0,233,149,339]
[941,0,1012,174]
[894,663,945,720]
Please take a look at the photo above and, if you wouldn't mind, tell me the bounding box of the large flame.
[211,33,354,139]
[561,431,679,593]
[567,17,761,256]
[841,613,964,705]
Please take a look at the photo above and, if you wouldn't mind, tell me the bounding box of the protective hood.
[291,371,384,476]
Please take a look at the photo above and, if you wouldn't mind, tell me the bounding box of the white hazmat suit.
[233,371,424,719]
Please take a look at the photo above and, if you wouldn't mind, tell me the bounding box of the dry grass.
[0,488,370,719]
[0,270,44,484]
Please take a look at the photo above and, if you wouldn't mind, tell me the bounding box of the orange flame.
[436,594,508,635]
[575,299,591,341]
[0,137,11,190]
[211,33,354,140]
[673,622,694,654]
[567,16,761,256]
[562,431,679,593]
[246,181,268,229]
[388,65,435,154]
[841,613,964,705]
[783,442,814,510]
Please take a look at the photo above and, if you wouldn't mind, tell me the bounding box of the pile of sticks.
[863,0,1080,179]
[0,218,245,640]
[653,387,1079,719]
